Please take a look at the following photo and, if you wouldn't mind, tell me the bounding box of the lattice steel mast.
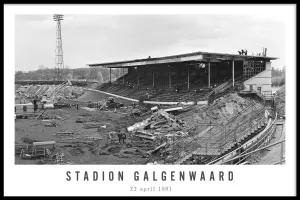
[53,14,64,81]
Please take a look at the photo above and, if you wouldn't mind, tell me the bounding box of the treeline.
[271,66,285,87]
[15,66,127,83]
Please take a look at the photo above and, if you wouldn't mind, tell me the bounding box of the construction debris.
[127,109,189,156]
[75,117,86,123]
[149,142,167,154]
[83,122,109,129]
[83,135,103,141]
[45,121,57,127]
[56,131,74,135]
[135,135,156,141]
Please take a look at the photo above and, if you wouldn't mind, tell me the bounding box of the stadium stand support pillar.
[123,68,125,85]
[187,64,190,89]
[136,67,139,88]
[152,72,155,87]
[169,66,171,89]
[110,68,111,83]
[232,60,235,87]
[208,62,211,87]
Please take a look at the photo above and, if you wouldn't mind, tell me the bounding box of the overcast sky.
[15,14,286,71]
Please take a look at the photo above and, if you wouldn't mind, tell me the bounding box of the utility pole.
[53,14,64,82]
[251,100,254,131]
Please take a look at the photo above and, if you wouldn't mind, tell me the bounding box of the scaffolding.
[243,60,266,81]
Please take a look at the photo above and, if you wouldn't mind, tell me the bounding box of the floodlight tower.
[53,14,64,81]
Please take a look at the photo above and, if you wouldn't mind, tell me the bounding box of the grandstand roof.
[88,51,278,68]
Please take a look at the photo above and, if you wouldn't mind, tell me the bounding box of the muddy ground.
[15,86,285,165]
[15,107,157,164]
[15,91,260,165]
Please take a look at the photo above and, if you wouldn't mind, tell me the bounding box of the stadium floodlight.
[53,14,64,21]
[53,14,64,81]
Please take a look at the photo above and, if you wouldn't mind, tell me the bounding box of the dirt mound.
[180,92,258,128]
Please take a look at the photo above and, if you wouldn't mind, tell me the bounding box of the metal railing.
[219,139,285,165]
[207,112,278,165]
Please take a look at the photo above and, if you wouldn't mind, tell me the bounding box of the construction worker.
[117,132,122,144]
[122,133,127,144]
[33,98,38,111]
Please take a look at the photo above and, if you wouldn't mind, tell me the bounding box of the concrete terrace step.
[175,154,193,165]
[222,142,236,154]
[193,148,221,156]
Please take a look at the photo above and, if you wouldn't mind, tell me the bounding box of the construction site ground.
[15,107,152,164]
[15,85,285,165]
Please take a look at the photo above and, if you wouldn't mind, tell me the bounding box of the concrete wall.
[244,62,272,93]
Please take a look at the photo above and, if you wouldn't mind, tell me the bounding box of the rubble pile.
[56,86,84,99]
[37,152,69,165]
[179,93,258,129]
[39,113,62,120]
[15,84,85,101]
[128,109,189,142]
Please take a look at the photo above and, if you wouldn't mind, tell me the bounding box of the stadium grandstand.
[88,51,277,104]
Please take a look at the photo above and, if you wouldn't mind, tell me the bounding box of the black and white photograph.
[4,4,296,196]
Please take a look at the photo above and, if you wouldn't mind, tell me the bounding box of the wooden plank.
[135,135,156,141]
[196,101,208,105]
[149,142,167,154]
[142,100,179,105]
[163,107,183,112]
[33,141,56,146]
[87,88,139,103]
